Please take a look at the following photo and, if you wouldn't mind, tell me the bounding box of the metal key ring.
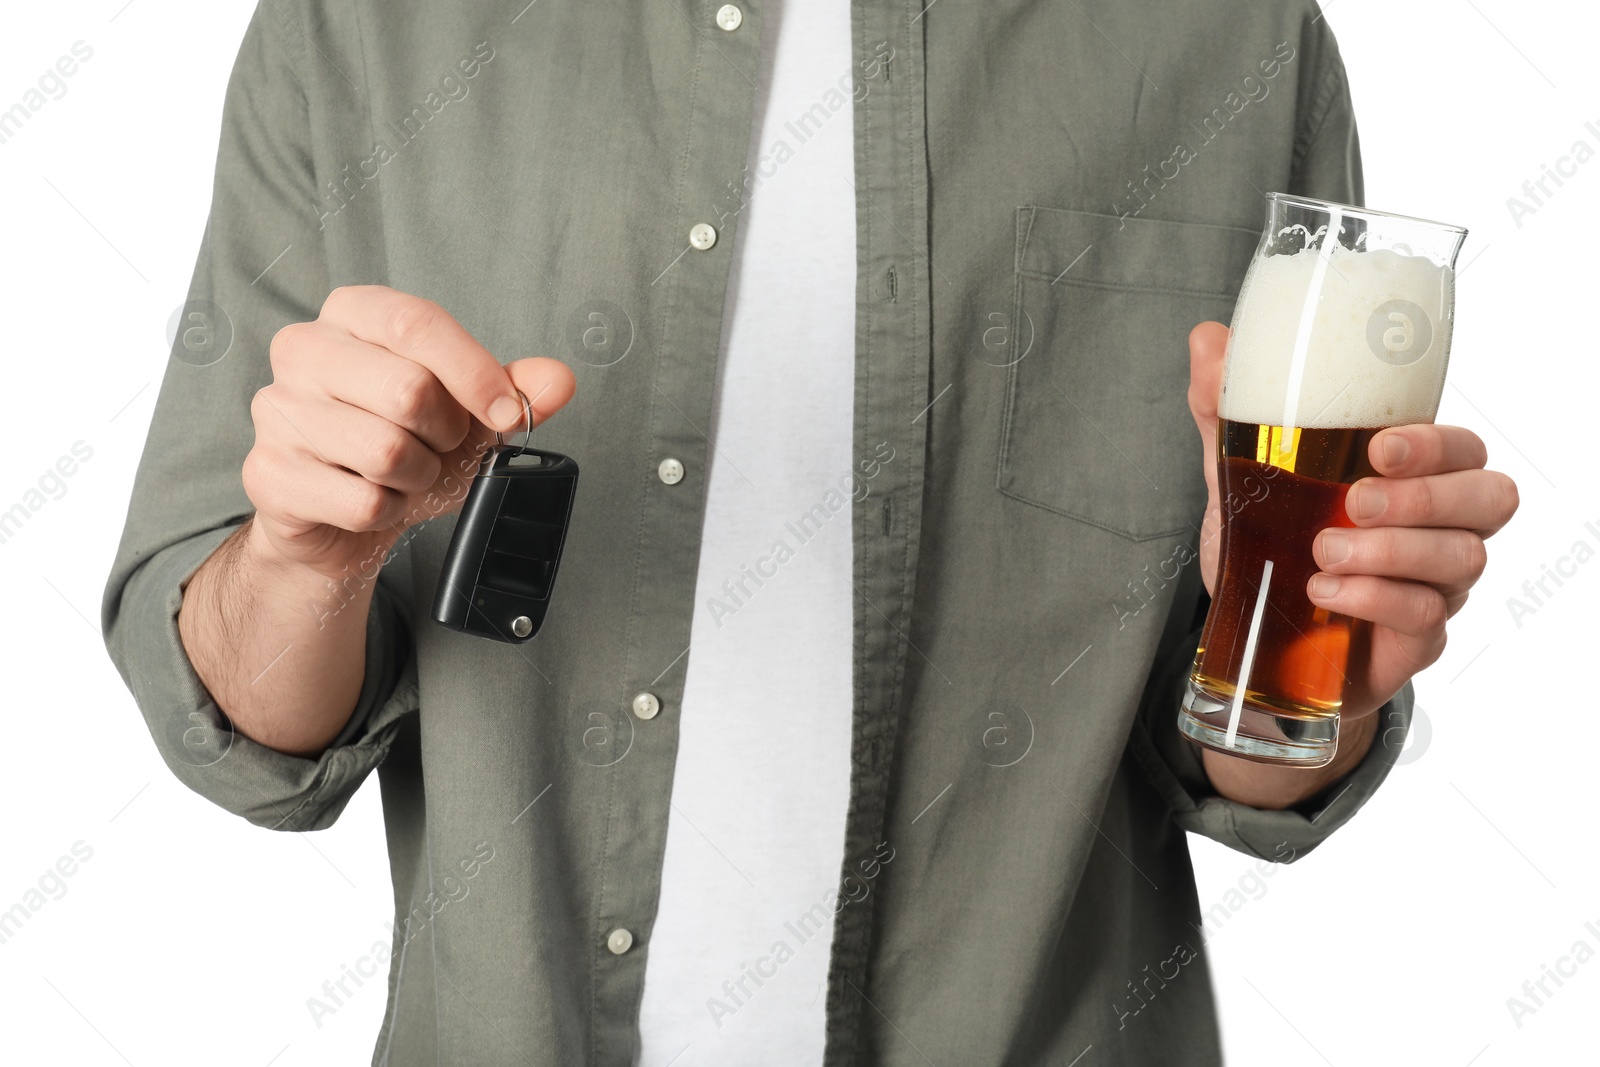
[492,390,535,458]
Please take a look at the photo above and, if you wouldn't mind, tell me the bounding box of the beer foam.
[1220,244,1454,428]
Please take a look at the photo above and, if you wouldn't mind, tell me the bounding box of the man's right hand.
[241,285,577,579]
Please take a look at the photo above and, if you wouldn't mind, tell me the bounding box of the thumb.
[504,357,579,434]
[448,356,579,481]
[1187,320,1228,435]
[1188,321,1229,595]
[480,358,588,451]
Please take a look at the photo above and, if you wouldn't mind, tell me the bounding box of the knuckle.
[388,366,438,425]
[240,449,271,505]
[1463,430,1490,469]
[347,481,394,530]
[321,284,375,321]
[440,406,474,452]
[415,449,445,489]
[1406,426,1438,467]
[269,321,312,372]
[366,424,413,476]
[242,447,292,513]
[1491,471,1521,523]
[1396,627,1446,674]
[320,286,351,319]
[1366,527,1399,567]
[248,386,291,438]
[1409,476,1435,520]
[1384,628,1431,676]
[1457,534,1489,583]
[387,296,443,351]
[1414,587,1448,633]
[1429,625,1450,663]
[1432,620,1450,660]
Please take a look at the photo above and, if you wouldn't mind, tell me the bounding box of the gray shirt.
[100,1,1410,1063]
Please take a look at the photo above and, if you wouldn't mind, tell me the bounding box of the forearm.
[1200,710,1379,810]
[176,516,376,759]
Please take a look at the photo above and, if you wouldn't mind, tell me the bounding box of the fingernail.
[1308,573,1341,599]
[1382,434,1411,468]
[1319,529,1352,565]
[1349,482,1387,521]
[489,395,523,432]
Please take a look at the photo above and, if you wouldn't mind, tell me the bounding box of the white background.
[0,1,1594,1064]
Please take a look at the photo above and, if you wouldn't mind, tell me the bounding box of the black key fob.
[432,445,579,643]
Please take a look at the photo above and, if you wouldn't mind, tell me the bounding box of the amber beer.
[1178,192,1464,766]
[1187,421,1378,736]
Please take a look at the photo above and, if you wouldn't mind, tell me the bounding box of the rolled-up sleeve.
[99,1,418,831]
[1128,617,1411,861]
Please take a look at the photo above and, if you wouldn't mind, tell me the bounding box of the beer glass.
[1178,192,1466,767]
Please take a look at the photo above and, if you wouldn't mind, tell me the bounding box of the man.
[101,0,1517,1064]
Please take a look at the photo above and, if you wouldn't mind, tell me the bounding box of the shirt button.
[689,223,717,250]
[631,692,661,720]
[715,4,742,30]
[658,457,684,484]
[606,928,634,955]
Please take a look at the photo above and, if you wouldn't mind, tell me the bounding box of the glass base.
[1179,680,1338,768]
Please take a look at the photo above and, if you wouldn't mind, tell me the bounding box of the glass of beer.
[1178,192,1466,767]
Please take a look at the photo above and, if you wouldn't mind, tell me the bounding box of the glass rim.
[1265,191,1468,237]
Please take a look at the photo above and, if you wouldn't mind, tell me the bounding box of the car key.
[432,391,579,644]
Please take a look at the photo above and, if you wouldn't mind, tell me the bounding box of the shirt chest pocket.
[997,206,1259,541]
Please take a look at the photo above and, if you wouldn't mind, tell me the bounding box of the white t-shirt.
[635,1,856,1064]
